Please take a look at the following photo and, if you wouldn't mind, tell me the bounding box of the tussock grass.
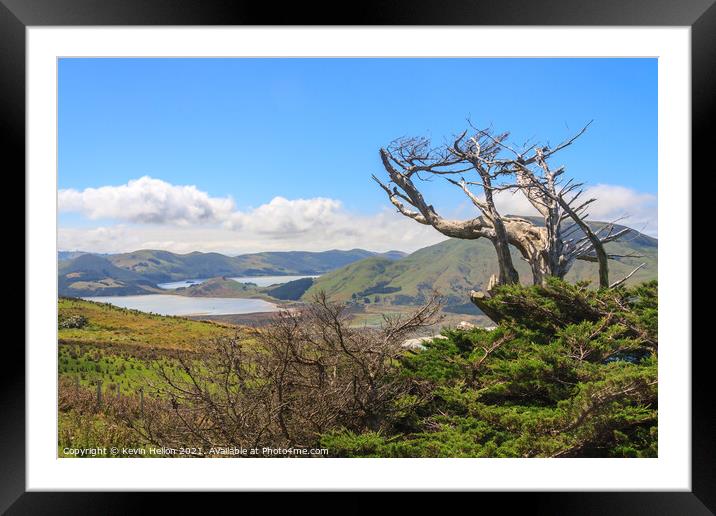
[58,297,241,351]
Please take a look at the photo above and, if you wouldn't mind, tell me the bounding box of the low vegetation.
[59,297,237,351]
[324,279,657,457]
[58,279,657,458]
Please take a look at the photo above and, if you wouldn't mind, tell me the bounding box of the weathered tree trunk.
[470,290,505,324]
[502,223,558,286]
[594,243,609,288]
[490,222,520,285]
[530,262,547,286]
[531,250,568,286]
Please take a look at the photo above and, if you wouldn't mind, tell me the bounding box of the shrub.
[117,292,444,455]
[59,314,88,329]
[58,280,657,458]
[326,279,658,458]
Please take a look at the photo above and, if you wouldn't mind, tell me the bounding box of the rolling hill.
[264,277,315,300]
[58,250,92,262]
[303,223,657,313]
[103,248,406,282]
[58,248,407,297]
[58,254,161,297]
[171,277,265,298]
[58,297,238,351]
[58,222,656,312]
[160,276,314,303]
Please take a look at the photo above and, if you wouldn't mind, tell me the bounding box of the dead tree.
[493,129,644,288]
[373,123,642,316]
[121,294,444,453]
[372,134,525,292]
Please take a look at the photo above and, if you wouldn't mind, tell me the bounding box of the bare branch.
[609,263,647,288]
[446,177,491,215]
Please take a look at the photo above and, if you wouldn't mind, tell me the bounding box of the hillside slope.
[304,223,657,310]
[58,297,238,351]
[172,277,265,299]
[104,248,404,282]
[58,254,160,297]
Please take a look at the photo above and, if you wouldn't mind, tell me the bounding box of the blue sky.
[58,58,657,254]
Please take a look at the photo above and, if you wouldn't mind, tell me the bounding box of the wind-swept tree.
[373,122,644,316]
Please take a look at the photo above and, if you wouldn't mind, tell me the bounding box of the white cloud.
[226,196,343,234]
[578,184,657,235]
[59,177,657,255]
[58,177,449,254]
[59,176,236,225]
[58,211,447,255]
[481,184,657,236]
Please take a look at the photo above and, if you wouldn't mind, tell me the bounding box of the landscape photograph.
[58,57,658,458]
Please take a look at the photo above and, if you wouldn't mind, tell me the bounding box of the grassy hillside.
[108,250,240,282]
[305,257,397,302]
[58,249,408,297]
[265,277,315,300]
[103,248,403,282]
[171,277,268,299]
[58,254,161,297]
[58,297,238,351]
[304,223,657,310]
[57,297,252,455]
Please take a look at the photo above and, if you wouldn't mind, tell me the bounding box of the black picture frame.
[6,0,708,512]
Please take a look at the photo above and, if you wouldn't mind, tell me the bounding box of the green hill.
[172,277,264,298]
[172,276,315,303]
[103,248,404,282]
[58,254,160,297]
[58,297,238,351]
[58,248,407,297]
[265,277,315,300]
[304,223,657,312]
[108,250,243,282]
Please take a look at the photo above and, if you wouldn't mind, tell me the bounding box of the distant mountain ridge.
[107,248,406,282]
[58,248,406,297]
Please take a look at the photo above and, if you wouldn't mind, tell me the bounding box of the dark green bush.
[323,279,658,458]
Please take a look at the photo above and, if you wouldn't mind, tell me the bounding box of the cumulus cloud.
[59,177,345,234]
[482,184,657,236]
[57,176,447,253]
[58,177,657,255]
[59,176,236,225]
[226,197,343,234]
[578,184,657,234]
[58,211,447,255]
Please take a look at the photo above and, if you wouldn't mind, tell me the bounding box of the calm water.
[158,274,318,289]
[157,278,209,289]
[229,274,319,287]
[82,295,279,316]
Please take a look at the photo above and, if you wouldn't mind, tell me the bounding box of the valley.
[59,220,657,324]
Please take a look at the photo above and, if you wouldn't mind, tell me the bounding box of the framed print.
[6,0,711,512]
